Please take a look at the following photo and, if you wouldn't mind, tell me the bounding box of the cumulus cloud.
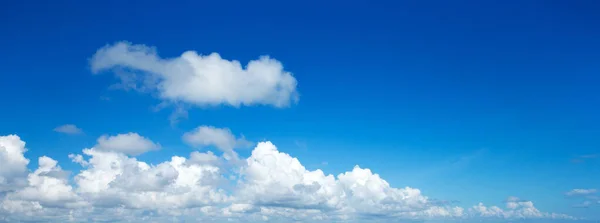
[566,189,597,197]
[95,133,160,156]
[5,156,85,209]
[0,135,29,192]
[0,134,578,222]
[71,148,228,210]
[53,124,83,135]
[236,142,468,220]
[90,41,299,109]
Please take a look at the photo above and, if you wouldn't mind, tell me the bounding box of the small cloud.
[585,195,599,200]
[572,196,599,208]
[571,154,597,163]
[566,189,597,196]
[68,154,88,166]
[573,200,593,208]
[182,126,252,162]
[294,140,307,150]
[53,124,83,135]
[505,196,522,202]
[99,96,111,101]
[168,104,189,126]
[95,132,160,156]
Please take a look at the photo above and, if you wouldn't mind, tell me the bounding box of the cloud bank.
[0,133,578,222]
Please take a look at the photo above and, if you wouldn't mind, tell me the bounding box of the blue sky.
[0,0,599,222]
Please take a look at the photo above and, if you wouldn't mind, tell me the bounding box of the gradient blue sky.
[1,0,599,222]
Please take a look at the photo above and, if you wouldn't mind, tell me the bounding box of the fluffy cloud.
[0,134,578,222]
[53,124,83,135]
[0,135,29,192]
[4,156,86,209]
[236,142,468,220]
[71,148,228,210]
[95,133,160,156]
[90,41,299,108]
[566,189,597,197]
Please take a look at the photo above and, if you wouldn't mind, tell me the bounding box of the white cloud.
[95,133,160,156]
[183,126,252,160]
[53,124,83,135]
[189,151,221,166]
[566,189,597,196]
[0,135,29,192]
[0,134,578,222]
[90,41,299,109]
[4,156,86,209]
[71,148,228,210]
[68,154,88,166]
[235,141,466,220]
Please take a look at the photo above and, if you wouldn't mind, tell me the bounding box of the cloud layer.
[90,42,299,108]
[0,133,578,222]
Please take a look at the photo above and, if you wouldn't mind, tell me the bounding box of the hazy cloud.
[566,189,597,197]
[53,124,83,135]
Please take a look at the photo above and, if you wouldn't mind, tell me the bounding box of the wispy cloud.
[415,148,488,181]
[566,189,597,197]
[294,140,308,151]
[579,154,598,159]
[571,154,598,163]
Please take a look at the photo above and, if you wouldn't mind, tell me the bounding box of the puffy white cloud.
[566,189,597,196]
[0,134,578,222]
[235,141,464,221]
[95,133,160,156]
[0,155,89,222]
[183,126,252,160]
[71,148,228,210]
[4,156,86,209]
[90,41,299,108]
[53,124,83,135]
[0,135,29,192]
